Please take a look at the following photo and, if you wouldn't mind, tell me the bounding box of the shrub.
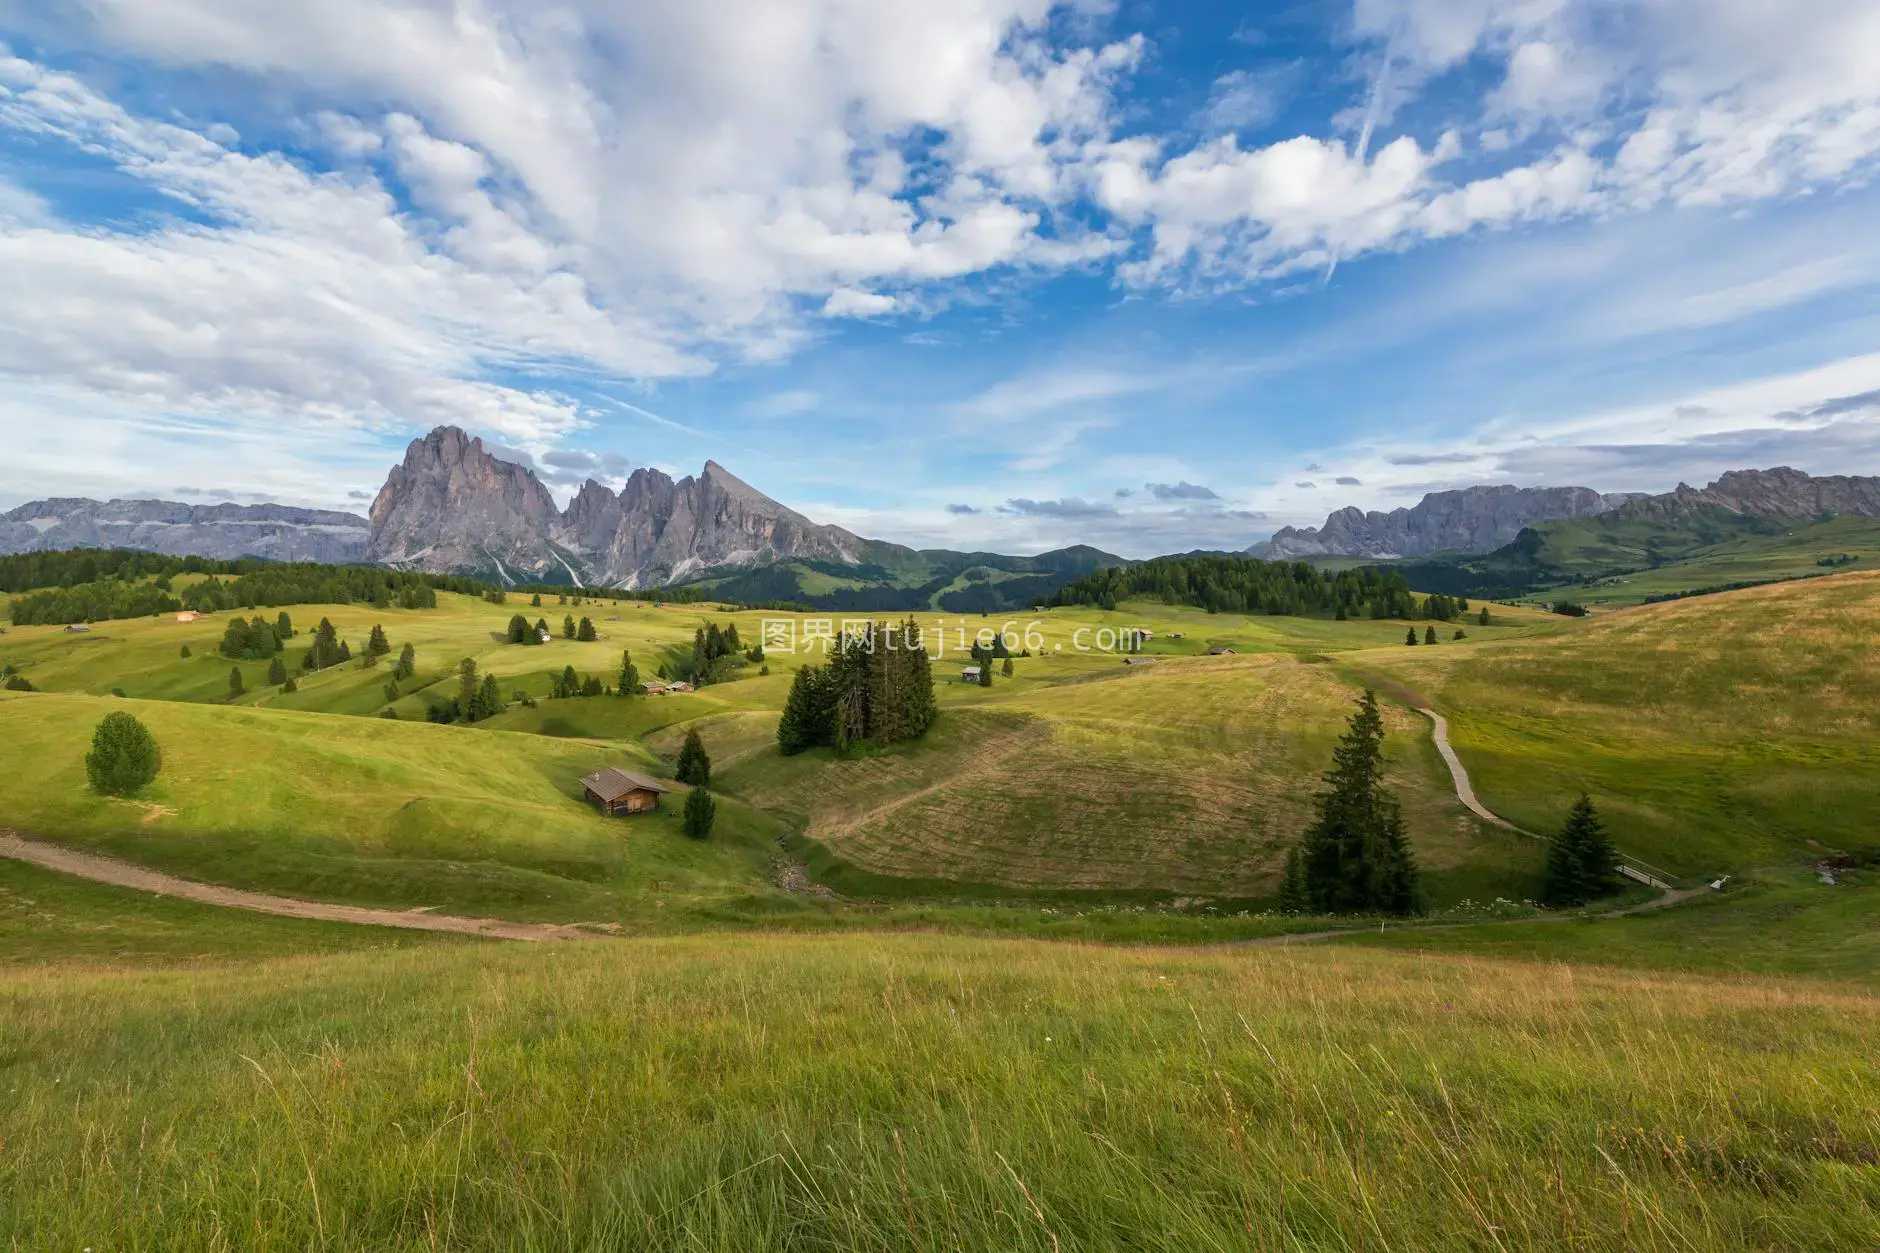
[1551,601,1589,618]
[85,711,160,796]
[179,644,191,658]
[4,675,32,691]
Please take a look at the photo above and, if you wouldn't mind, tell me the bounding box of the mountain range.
[0,498,370,564]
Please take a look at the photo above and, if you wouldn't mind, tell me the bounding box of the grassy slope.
[0,691,792,925]
[1354,571,1880,875]
[2,934,1875,1249]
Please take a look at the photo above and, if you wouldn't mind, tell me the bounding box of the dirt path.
[0,831,603,942]
[1418,708,1529,834]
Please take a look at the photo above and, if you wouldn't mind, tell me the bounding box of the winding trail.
[0,831,602,942]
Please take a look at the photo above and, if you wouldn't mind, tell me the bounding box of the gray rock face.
[1250,485,1638,559]
[1622,467,1880,523]
[365,426,564,581]
[0,497,369,562]
[367,426,867,586]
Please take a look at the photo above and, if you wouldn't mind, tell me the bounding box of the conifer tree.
[534,618,550,641]
[180,644,191,658]
[227,666,245,698]
[394,642,416,680]
[267,656,286,686]
[777,664,833,754]
[531,593,542,607]
[1424,625,1438,645]
[1478,605,1492,626]
[557,665,580,698]
[578,616,597,642]
[1001,657,1013,678]
[725,623,742,651]
[283,677,297,694]
[1543,794,1621,907]
[1276,845,1309,914]
[457,658,479,721]
[368,624,390,656]
[1293,690,1420,916]
[506,614,531,644]
[85,711,160,796]
[563,615,576,639]
[1453,629,1466,640]
[675,727,711,787]
[978,660,993,687]
[478,672,503,720]
[384,681,400,703]
[682,786,717,840]
[580,675,603,696]
[617,649,639,696]
[1405,627,1418,645]
[276,611,294,639]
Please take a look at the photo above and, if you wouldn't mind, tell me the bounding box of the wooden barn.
[580,766,670,816]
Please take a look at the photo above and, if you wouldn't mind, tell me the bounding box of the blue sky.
[2,0,1878,556]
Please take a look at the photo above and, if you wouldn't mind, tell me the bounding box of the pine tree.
[563,615,576,639]
[506,614,531,644]
[1478,605,1492,626]
[578,616,597,642]
[675,727,711,786]
[1424,625,1438,645]
[227,666,245,698]
[478,672,503,719]
[581,676,603,696]
[531,593,542,607]
[1001,657,1013,678]
[725,623,742,651]
[556,665,579,699]
[777,664,833,754]
[276,611,294,639]
[682,786,717,840]
[978,660,992,687]
[457,658,479,721]
[617,649,639,696]
[1276,845,1309,914]
[267,656,286,686]
[1405,627,1418,645]
[368,624,390,656]
[394,642,416,681]
[283,677,297,693]
[1295,690,1420,916]
[1543,794,1621,907]
[85,711,160,796]
[384,681,400,703]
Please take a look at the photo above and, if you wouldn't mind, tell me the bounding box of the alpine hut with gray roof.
[580,766,670,816]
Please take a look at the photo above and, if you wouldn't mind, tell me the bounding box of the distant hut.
[1207,646,1235,656]
[580,767,670,816]
[63,623,92,633]
[960,665,982,683]
[175,610,202,623]
[667,681,695,693]
[641,681,670,695]
[1122,656,1155,665]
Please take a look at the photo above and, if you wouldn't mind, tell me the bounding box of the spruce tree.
[578,616,597,642]
[1424,625,1438,645]
[682,786,717,840]
[675,727,711,786]
[1543,794,1620,907]
[563,615,576,639]
[267,656,286,686]
[394,642,416,680]
[557,665,579,698]
[276,611,294,639]
[618,649,639,696]
[777,664,833,754]
[85,711,160,796]
[478,672,503,719]
[507,614,530,644]
[1295,690,1420,916]
[179,644,191,658]
[457,658,479,721]
[531,593,542,607]
[978,660,993,687]
[534,618,550,641]
[227,666,245,698]
[1276,846,1309,914]
[283,677,297,693]
[1405,627,1418,645]
[1001,657,1013,678]
[368,624,390,656]
[1478,605,1492,626]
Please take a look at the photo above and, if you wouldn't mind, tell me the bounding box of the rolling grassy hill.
[1354,570,1880,875]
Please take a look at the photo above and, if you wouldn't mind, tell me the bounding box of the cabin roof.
[580,766,671,801]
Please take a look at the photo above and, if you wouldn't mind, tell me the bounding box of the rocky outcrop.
[365,426,563,581]
[0,498,368,562]
[1611,467,1880,525]
[366,426,868,586]
[1250,485,1638,560]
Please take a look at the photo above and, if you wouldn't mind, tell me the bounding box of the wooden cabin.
[961,665,982,683]
[580,766,670,816]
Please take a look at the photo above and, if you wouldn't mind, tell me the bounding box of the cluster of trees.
[1276,692,1420,916]
[549,665,607,698]
[219,612,293,660]
[777,618,936,754]
[683,621,744,686]
[1052,555,1425,620]
[1419,592,1470,621]
[506,614,549,644]
[9,581,182,625]
[0,547,251,593]
[300,618,351,671]
[426,657,506,723]
[181,566,453,614]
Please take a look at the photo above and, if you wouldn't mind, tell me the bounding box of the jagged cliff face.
[366,427,865,586]
[1618,467,1880,523]
[1250,485,1638,560]
[554,461,865,587]
[0,498,368,562]
[365,426,563,580]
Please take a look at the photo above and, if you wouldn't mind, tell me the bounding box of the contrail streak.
[1323,42,1393,286]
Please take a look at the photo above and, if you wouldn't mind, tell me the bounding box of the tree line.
[1051,554,1430,619]
[778,618,936,753]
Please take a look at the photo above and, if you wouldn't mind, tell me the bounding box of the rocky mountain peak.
[365,426,562,579]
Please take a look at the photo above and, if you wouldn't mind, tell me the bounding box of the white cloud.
[822,288,900,318]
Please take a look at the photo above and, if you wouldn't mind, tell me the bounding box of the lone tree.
[393,642,416,681]
[506,613,532,644]
[85,711,160,796]
[1290,690,1420,916]
[227,666,245,698]
[1001,657,1014,678]
[562,615,576,639]
[577,616,597,642]
[1424,625,1438,645]
[675,727,711,787]
[1478,605,1493,626]
[1405,627,1419,646]
[266,656,287,686]
[682,785,717,840]
[1276,845,1309,914]
[367,624,391,657]
[457,658,480,720]
[1542,794,1622,907]
[617,649,639,696]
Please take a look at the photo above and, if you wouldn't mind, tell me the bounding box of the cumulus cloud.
[1145,480,1219,500]
[1001,495,1118,518]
